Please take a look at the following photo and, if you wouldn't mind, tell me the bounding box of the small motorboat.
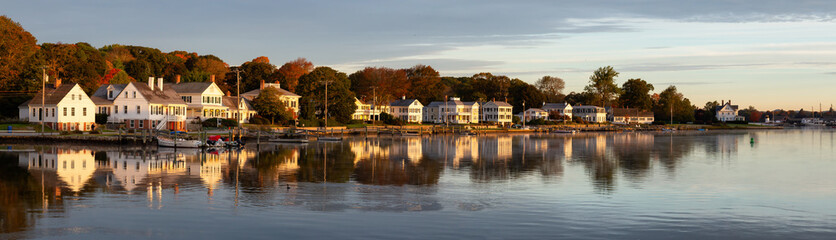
[270,133,310,143]
[552,130,577,134]
[157,136,202,148]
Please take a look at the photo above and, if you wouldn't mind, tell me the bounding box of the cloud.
[621,63,772,72]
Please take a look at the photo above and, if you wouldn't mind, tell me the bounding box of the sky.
[3,0,836,110]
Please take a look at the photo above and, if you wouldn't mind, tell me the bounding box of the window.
[71,107,75,116]
[108,90,113,99]
[124,106,127,114]
[52,108,55,117]
[130,120,134,128]
[114,106,118,114]
[32,109,36,117]
[63,107,67,116]
[71,94,75,100]
[139,120,143,128]
[136,106,140,114]
[83,108,87,116]
[132,91,136,98]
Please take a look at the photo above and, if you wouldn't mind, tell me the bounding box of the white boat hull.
[157,137,202,148]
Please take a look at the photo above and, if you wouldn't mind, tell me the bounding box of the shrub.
[202,118,237,128]
[95,114,109,124]
[249,116,269,125]
[380,112,403,126]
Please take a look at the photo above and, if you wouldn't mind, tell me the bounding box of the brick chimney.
[175,75,181,84]
[260,80,265,90]
[148,77,155,89]
[54,78,61,88]
[722,100,725,105]
[210,74,215,83]
[226,91,231,97]
[157,77,164,91]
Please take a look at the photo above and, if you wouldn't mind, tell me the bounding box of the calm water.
[1,129,835,239]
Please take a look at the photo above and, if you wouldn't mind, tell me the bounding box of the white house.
[352,98,372,121]
[422,97,478,124]
[573,105,607,123]
[110,77,188,131]
[480,100,513,126]
[242,81,300,119]
[90,83,128,123]
[608,108,655,124]
[390,97,424,123]
[169,81,228,122]
[542,102,573,120]
[518,108,549,122]
[19,79,97,131]
[716,100,744,122]
[223,95,257,123]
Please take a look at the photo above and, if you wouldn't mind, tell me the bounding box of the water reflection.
[2,130,836,237]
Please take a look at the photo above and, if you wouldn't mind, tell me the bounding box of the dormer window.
[108,90,113,99]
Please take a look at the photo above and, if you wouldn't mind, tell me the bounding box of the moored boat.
[157,136,202,148]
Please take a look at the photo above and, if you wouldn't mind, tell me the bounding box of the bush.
[249,116,269,125]
[380,112,403,126]
[72,130,83,134]
[89,130,101,134]
[95,114,109,124]
[572,116,585,124]
[202,118,238,128]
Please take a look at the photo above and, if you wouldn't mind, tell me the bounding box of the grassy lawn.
[0,123,58,132]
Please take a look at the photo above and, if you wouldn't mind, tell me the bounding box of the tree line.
[2,15,700,124]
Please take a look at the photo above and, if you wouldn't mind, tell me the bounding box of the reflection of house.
[716,100,744,122]
[479,136,512,161]
[391,137,423,162]
[542,103,573,120]
[98,151,188,191]
[242,81,300,119]
[480,101,513,126]
[518,108,549,122]
[19,79,97,131]
[573,105,607,123]
[109,78,189,131]
[19,148,96,192]
[350,139,389,165]
[423,97,479,124]
[608,108,655,124]
[390,97,424,123]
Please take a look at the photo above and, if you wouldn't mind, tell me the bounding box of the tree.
[508,79,545,113]
[653,86,695,123]
[617,78,654,110]
[0,16,38,91]
[297,67,357,123]
[231,58,277,92]
[252,87,292,125]
[348,67,409,105]
[471,72,511,101]
[273,57,313,92]
[405,65,444,103]
[564,91,596,106]
[185,55,229,83]
[536,76,565,102]
[584,66,621,107]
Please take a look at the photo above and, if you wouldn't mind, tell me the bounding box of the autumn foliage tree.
[405,65,445,104]
[0,15,38,91]
[273,57,313,92]
[297,67,357,123]
[348,67,409,105]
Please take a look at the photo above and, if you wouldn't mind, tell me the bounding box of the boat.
[552,130,577,134]
[318,136,343,141]
[269,133,310,143]
[400,130,421,136]
[157,136,202,148]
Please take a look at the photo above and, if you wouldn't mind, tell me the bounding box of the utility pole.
[370,86,377,122]
[670,103,673,125]
[40,66,47,136]
[230,67,244,141]
[322,79,334,131]
[522,101,526,129]
[444,95,448,127]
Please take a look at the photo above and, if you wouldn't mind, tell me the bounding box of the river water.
[1,129,835,239]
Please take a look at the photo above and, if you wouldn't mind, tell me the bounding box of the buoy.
[750,137,754,143]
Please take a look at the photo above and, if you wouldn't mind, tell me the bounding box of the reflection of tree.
[611,133,654,182]
[296,143,356,183]
[568,136,617,193]
[653,134,696,171]
[0,153,49,234]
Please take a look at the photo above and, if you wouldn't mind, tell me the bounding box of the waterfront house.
[542,102,573,120]
[241,81,300,119]
[90,83,128,123]
[518,108,549,122]
[18,78,97,131]
[480,100,513,126]
[110,77,188,131]
[573,105,607,123]
[222,94,257,123]
[607,108,655,124]
[169,78,229,122]
[715,100,744,122]
[352,98,372,121]
[390,97,424,123]
[422,97,479,124]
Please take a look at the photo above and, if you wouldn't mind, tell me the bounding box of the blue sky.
[4,0,836,110]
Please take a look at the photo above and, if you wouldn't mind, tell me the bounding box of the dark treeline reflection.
[0,132,755,230]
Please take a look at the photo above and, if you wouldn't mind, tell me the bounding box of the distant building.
[715,100,744,122]
[422,97,479,124]
[542,102,573,120]
[480,100,513,126]
[517,108,549,122]
[242,81,300,119]
[18,78,97,131]
[573,105,607,123]
[608,108,655,124]
[390,97,424,123]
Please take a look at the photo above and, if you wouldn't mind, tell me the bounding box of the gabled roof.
[463,101,479,107]
[222,96,254,111]
[390,98,421,107]
[716,103,739,112]
[131,82,188,105]
[169,82,214,94]
[425,101,443,108]
[543,103,571,109]
[482,101,512,107]
[90,96,113,105]
[92,84,127,99]
[526,108,547,113]
[574,105,605,109]
[241,85,301,99]
[22,83,78,106]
